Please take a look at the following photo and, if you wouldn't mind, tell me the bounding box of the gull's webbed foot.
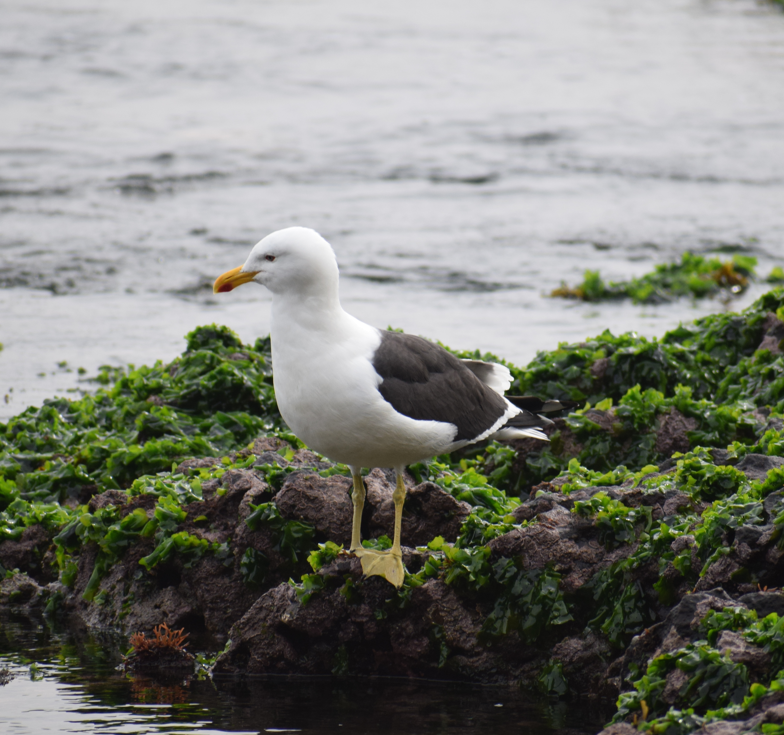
[354,547,405,588]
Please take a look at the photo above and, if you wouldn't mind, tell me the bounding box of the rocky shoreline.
[3,288,784,734]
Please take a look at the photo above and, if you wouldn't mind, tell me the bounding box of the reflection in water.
[0,613,603,734]
[130,677,191,705]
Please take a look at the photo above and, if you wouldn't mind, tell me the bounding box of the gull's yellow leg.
[391,472,405,557]
[353,470,407,588]
[349,471,365,551]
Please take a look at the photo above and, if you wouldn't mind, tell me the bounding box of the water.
[0,614,593,734]
[2,0,784,419]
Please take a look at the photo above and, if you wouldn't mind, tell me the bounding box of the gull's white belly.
[271,321,456,469]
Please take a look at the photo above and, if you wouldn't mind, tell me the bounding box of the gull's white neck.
[272,287,345,335]
[269,280,376,357]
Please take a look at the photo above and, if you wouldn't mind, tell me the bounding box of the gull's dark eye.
[265,254,276,262]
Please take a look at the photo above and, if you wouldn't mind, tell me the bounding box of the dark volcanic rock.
[0,572,51,610]
[87,489,129,512]
[364,470,471,545]
[488,505,627,593]
[213,574,500,680]
[63,467,283,646]
[176,457,222,474]
[734,454,784,482]
[250,436,291,455]
[739,591,784,618]
[664,589,735,639]
[551,630,616,699]
[274,472,354,545]
[758,312,784,354]
[716,629,771,676]
[655,408,698,457]
[0,524,53,580]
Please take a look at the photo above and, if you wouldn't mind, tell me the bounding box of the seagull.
[213,227,569,587]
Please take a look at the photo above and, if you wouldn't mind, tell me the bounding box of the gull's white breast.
[270,310,456,470]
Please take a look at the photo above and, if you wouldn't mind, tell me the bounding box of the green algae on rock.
[550,252,758,304]
[2,289,784,734]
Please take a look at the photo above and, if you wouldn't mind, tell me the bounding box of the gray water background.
[2,0,784,420]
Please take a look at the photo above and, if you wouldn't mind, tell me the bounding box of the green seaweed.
[245,501,315,564]
[1,324,279,501]
[551,252,757,304]
[614,608,784,734]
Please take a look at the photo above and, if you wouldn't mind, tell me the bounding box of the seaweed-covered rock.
[274,472,354,545]
[4,292,784,735]
[0,524,53,579]
[363,470,471,545]
[213,573,507,681]
[0,572,50,610]
[738,591,784,618]
[734,454,784,482]
[655,408,698,457]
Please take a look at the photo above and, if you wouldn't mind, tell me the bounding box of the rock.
[661,667,690,706]
[363,470,471,545]
[237,477,271,523]
[759,702,784,724]
[274,472,354,546]
[699,721,747,735]
[0,524,53,580]
[662,491,692,516]
[738,590,784,618]
[735,454,784,482]
[693,553,742,593]
[289,449,332,471]
[512,493,561,522]
[176,457,221,474]
[64,466,283,646]
[182,555,263,647]
[253,451,288,468]
[711,448,737,467]
[617,623,667,683]
[664,590,737,638]
[738,591,784,618]
[250,436,291,455]
[758,312,784,354]
[213,574,498,680]
[655,408,698,457]
[764,490,784,516]
[0,572,49,609]
[716,629,770,675]
[658,625,687,655]
[218,468,266,500]
[212,583,303,675]
[596,725,639,735]
[550,630,616,700]
[87,489,129,512]
[591,357,610,380]
[488,508,626,594]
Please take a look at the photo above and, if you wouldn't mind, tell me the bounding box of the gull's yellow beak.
[213,266,259,293]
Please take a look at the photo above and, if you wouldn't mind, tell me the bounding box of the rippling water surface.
[2,0,784,418]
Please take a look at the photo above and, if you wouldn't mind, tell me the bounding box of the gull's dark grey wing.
[371,331,508,442]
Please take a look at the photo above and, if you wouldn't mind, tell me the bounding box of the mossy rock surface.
[2,290,784,733]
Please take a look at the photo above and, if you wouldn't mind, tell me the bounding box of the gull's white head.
[213,227,339,296]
